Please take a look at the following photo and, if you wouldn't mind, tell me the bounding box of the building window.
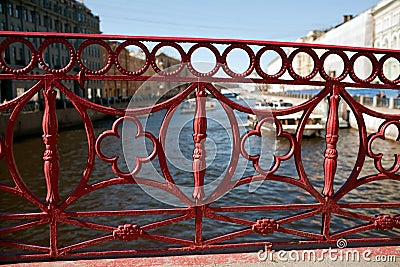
[15,6,20,18]
[8,3,13,16]
[0,3,4,13]
[55,20,58,31]
[45,53,49,65]
[16,88,25,97]
[12,47,17,62]
[23,8,28,21]
[17,47,24,65]
[0,22,4,30]
[394,11,400,26]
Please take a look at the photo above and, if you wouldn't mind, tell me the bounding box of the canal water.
[0,98,399,251]
[286,88,400,98]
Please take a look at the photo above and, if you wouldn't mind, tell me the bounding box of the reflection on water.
[0,99,399,252]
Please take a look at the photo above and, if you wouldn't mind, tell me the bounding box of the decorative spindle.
[323,85,341,197]
[42,80,60,205]
[192,83,208,203]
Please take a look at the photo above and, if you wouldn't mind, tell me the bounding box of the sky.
[83,0,380,42]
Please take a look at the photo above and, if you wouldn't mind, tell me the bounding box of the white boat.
[322,117,349,129]
[221,89,240,99]
[247,99,325,137]
[181,98,217,113]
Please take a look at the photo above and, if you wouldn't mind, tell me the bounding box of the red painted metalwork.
[192,84,208,203]
[0,31,399,262]
[323,85,340,198]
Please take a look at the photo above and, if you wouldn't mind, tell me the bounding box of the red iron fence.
[0,31,399,261]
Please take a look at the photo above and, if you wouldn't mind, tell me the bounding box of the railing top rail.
[1,30,400,54]
[1,31,399,89]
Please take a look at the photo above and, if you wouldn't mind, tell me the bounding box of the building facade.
[267,0,400,91]
[102,42,189,101]
[0,0,102,103]
[372,0,400,81]
[266,30,325,92]
[294,30,325,80]
[312,11,374,84]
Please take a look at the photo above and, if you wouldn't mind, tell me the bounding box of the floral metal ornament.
[374,214,399,230]
[252,218,279,235]
[113,224,141,241]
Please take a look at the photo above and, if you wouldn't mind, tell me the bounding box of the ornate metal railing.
[0,31,399,262]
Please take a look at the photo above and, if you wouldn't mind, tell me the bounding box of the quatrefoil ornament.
[241,116,295,176]
[367,121,400,175]
[95,116,158,179]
